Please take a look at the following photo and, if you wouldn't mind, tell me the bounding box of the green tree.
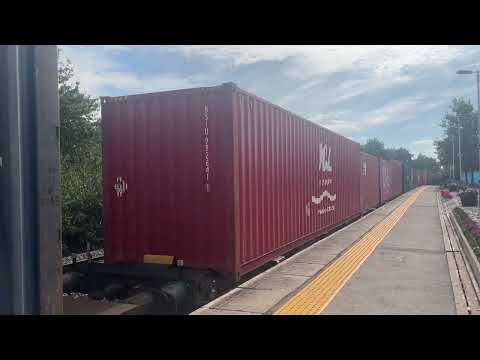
[391,147,413,164]
[59,57,102,255]
[361,138,386,158]
[361,138,414,164]
[435,98,479,182]
[411,153,440,173]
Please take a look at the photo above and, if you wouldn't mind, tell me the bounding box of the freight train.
[71,83,432,312]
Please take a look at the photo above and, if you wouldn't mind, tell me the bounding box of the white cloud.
[409,139,435,157]
[59,45,206,97]
[97,45,134,52]
[169,45,463,79]
[311,112,361,132]
[311,91,451,138]
[309,95,423,134]
[60,45,472,104]
[58,45,478,150]
[411,139,434,146]
[280,72,414,110]
[330,74,413,105]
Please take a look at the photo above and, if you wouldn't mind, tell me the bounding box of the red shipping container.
[101,83,362,280]
[411,168,418,188]
[380,159,402,204]
[360,152,380,212]
[413,168,423,187]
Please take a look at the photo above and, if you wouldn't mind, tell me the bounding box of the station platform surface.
[192,186,458,315]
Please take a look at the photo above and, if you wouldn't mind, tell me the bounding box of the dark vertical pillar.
[0,45,62,315]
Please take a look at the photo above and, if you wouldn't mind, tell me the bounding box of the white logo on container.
[114,177,128,198]
[309,143,336,216]
[319,143,332,172]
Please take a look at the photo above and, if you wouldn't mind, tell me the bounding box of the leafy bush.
[448,183,458,192]
[61,156,102,253]
[459,190,478,207]
[59,57,103,255]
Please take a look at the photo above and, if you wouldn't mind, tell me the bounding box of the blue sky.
[60,45,480,158]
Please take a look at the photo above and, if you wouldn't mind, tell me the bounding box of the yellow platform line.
[274,187,426,315]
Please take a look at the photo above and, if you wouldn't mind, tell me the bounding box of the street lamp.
[450,132,455,180]
[458,122,463,181]
[457,69,480,208]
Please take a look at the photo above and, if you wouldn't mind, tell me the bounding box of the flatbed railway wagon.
[91,83,363,306]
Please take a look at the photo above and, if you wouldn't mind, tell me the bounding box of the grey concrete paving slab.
[239,273,309,291]
[356,214,390,228]
[293,246,341,265]
[211,288,291,313]
[323,187,456,315]
[275,261,327,277]
[379,196,445,252]
[193,308,261,315]
[324,249,455,315]
[310,239,353,252]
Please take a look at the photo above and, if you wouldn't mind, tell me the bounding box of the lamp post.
[458,121,463,181]
[457,69,480,208]
[451,132,455,180]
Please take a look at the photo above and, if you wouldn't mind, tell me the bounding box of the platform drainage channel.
[274,187,425,315]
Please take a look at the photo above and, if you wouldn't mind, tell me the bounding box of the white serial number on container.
[317,205,335,215]
[203,105,210,192]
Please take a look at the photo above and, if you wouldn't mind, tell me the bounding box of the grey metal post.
[34,46,62,314]
[458,122,462,182]
[452,133,455,180]
[0,46,61,315]
[476,71,480,208]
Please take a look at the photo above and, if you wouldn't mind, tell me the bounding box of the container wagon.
[360,152,380,212]
[101,82,362,283]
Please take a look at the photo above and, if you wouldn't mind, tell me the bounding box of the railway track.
[63,249,104,267]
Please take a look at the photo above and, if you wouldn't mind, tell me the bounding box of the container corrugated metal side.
[360,152,380,212]
[411,168,417,188]
[412,168,422,187]
[402,163,412,193]
[380,159,402,204]
[102,83,362,280]
[424,170,430,185]
[231,86,361,276]
[102,85,236,275]
[392,160,403,198]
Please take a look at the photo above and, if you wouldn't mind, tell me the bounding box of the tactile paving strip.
[274,187,426,315]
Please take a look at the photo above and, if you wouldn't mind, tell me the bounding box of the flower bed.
[440,190,452,199]
[452,207,480,259]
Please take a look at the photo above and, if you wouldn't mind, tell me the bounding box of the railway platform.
[192,186,480,315]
